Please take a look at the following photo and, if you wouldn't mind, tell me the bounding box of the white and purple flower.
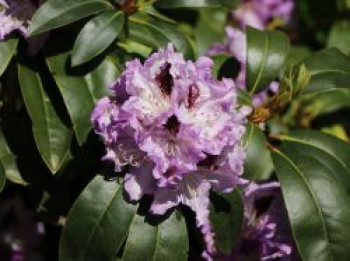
[222,182,293,261]
[0,0,36,40]
[233,0,294,29]
[91,44,250,260]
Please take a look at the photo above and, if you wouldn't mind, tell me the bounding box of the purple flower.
[0,0,36,40]
[222,182,294,261]
[233,0,294,29]
[92,44,250,260]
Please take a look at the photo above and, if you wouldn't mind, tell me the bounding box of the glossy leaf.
[243,123,273,180]
[46,52,120,146]
[302,48,350,94]
[327,20,350,56]
[155,0,237,8]
[59,175,138,261]
[0,38,18,76]
[18,64,72,174]
[29,0,113,36]
[72,11,125,66]
[0,131,25,187]
[129,16,195,60]
[246,27,290,94]
[272,131,350,261]
[122,212,189,261]
[210,190,243,254]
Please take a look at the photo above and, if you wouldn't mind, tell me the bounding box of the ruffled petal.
[124,163,156,201]
[150,188,180,215]
[179,176,216,261]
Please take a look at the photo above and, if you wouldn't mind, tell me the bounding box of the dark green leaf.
[0,131,25,187]
[327,20,350,56]
[243,123,273,180]
[46,53,120,146]
[210,190,243,254]
[302,48,350,94]
[129,16,195,60]
[246,27,290,93]
[122,212,189,261]
[272,131,350,261]
[72,11,125,66]
[155,0,237,8]
[59,175,138,261]
[18,64,72,174]
[0,38,18,76]
[29,0,113,36]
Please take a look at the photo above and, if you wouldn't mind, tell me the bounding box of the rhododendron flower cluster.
[91,45,250,260]
[224,182,292,260]
[0,0,36,40]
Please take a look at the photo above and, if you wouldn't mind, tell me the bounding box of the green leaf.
[155,0,237,8]
[300,88,350,120]
[29,0,113,36]
[0,131,25,187]
[0,38,18,76]
[117,40,153,58]
[122,212,189,261]
[129,16,195,60]
[327,20,350,56]
[272,131,350,261]
[46,52,120,146]
[72,11,125,66]
[302,48,350,94]
[237,90,252,106]
[60,175,138,261]
[18,64,72,174]
[243,123,273,180]
[211,54,240,80]
[194,9,226,55]
[246,27,290,94]
[210,190,243,254]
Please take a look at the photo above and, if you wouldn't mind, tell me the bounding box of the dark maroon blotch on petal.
[155,63,174,96]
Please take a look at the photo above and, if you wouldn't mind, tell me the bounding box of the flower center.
[164,115,180,134]
[155,62,174,96]
[198,154,219,170]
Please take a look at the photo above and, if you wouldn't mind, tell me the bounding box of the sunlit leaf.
[18,64,72,174]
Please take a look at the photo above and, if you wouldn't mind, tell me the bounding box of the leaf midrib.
[275,150,334,261]
[79,185,121,261]
[250,31,269,94]
[283,136,350,174]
